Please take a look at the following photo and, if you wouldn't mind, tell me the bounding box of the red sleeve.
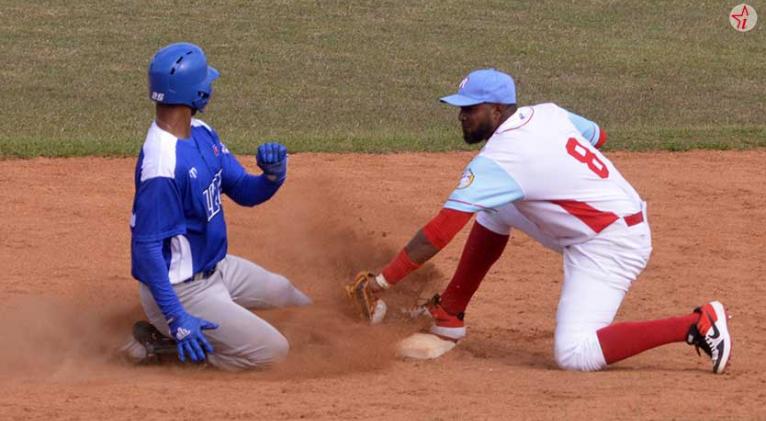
[422,208,474,249]
[381,208,473,285]
[595,128,607,149]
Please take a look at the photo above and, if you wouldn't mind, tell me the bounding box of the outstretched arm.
[371,155,524,292]
[371,208,473,291]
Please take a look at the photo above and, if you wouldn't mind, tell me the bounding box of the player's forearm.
[226,173,283,207]
[380,208,473,286]
[406,230,440,263]
[131,239,186,321]
[379,231,434,285]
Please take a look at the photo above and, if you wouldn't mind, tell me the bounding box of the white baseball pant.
[477,203,652,371]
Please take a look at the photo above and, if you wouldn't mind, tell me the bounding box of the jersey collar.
[493,106,535,136]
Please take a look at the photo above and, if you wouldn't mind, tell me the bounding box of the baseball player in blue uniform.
[122,42,311,371]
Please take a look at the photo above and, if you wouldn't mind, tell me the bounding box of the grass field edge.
[1,126,764,159]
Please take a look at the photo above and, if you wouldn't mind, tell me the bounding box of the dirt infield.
[1,151,764,420]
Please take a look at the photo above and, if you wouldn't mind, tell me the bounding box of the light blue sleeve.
[567,111,601,146]
[444,156,524,213]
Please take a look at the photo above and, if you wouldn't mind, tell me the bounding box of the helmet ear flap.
[191,83,213,112]
[192,91,210,113]
[190,67,216,112]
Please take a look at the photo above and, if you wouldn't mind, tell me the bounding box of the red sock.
[596,312,700,364]
[439,222,508,315]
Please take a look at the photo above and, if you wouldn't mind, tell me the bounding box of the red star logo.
[731,4,750,30]
[212,144,219,156]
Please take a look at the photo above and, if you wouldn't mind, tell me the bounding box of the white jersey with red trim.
[444,103,643,246]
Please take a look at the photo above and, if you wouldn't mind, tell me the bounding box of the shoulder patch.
[140,122,178,182]
[457,168,475,189]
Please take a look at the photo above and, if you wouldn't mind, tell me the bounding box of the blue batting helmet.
[148,42,219,112]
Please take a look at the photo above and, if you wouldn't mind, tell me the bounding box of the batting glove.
[167,312,219,363]
[256,142,288,183]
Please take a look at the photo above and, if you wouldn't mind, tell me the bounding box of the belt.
[182,263,218,284]
[624,210,644,227]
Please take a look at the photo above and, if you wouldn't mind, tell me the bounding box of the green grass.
[0,0,764,157]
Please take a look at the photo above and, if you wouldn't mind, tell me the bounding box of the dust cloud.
[0,174,446,380]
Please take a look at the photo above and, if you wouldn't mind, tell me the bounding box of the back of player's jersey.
[446,103,644,244]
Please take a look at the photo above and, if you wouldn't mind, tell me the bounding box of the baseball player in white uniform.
[361,69,732,373]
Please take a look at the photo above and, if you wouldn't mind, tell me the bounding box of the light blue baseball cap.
[440,68,516,106]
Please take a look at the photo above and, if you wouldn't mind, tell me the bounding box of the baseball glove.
[345,271,387,324]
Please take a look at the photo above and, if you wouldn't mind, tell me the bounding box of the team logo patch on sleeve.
[457,168,475,189]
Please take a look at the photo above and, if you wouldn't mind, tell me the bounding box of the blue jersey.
[131,119,259,285]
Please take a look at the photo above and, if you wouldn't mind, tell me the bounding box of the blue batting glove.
[256,142,288,183]
[167,312,219,363]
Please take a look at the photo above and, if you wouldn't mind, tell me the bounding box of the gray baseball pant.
[131,254,311,371]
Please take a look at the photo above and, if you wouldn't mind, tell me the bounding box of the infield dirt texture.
[1,153,766,419]
[1,1,765,420]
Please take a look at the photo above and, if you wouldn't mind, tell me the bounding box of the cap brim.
[439,94,482,107]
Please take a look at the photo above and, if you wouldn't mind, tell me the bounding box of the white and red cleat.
[427,294,466,342]
[686,301,732,374]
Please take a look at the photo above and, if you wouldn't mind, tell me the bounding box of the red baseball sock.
[439,222,508,315]
[596,312,700,364]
